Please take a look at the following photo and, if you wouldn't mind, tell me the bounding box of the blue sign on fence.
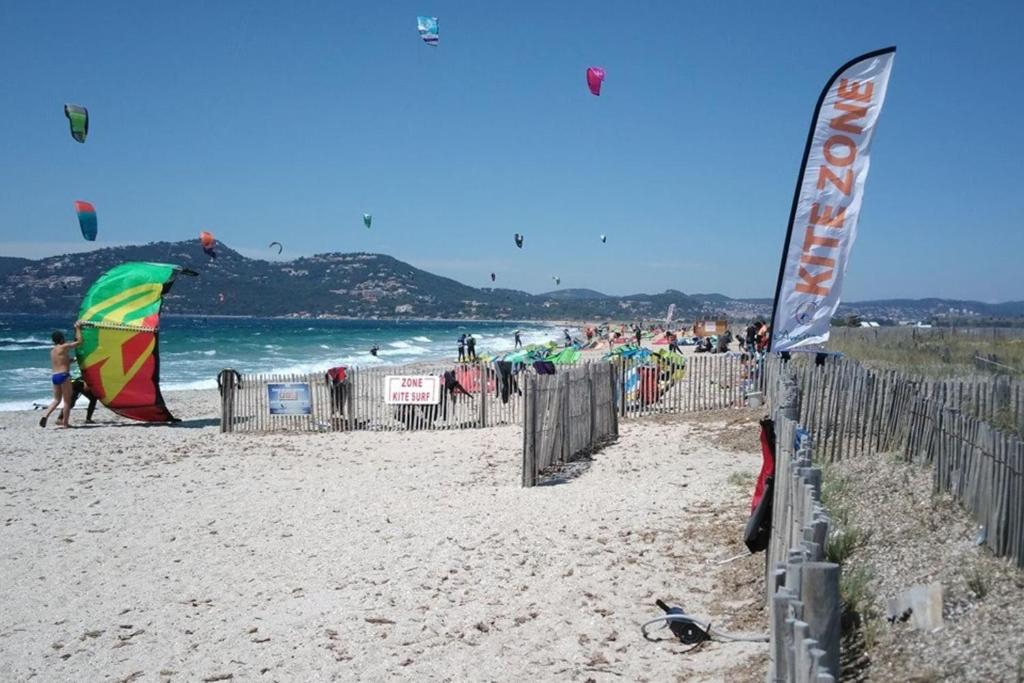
[267,382,312,415]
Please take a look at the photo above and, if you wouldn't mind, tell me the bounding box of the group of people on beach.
[457,333,478,362]
[38,325,99,428]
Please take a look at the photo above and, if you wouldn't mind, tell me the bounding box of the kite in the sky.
[417,16,439,46]
[490,273,496,282]
[199,231,216,259]
[269,241,283,254]
[600,234,607,243]
[586,67,605,96]
[514,233,524,249]
[64,104,89,143]
[74,201,97,241]
[552,276,561,286]
[76,262,196,422]
[363,213,373,229]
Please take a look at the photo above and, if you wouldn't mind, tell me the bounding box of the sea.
[0,314,563,411]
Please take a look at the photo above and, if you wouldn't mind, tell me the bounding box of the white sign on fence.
[384,375,441,405]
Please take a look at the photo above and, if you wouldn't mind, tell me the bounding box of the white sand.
[0,391,767,682]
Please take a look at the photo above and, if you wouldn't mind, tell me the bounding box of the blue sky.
[1,1,1021,302]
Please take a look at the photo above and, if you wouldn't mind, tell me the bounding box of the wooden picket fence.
[616,352,766,418]
[905,396,1024,567]
[219,362,528,433]
[767,352,1024,568]
[521,363,618,487]
[764,368,841,683]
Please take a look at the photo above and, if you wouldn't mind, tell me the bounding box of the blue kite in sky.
[417,16,439,46]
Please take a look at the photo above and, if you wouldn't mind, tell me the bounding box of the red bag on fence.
[750,418,776,512]
[743,418,776,553]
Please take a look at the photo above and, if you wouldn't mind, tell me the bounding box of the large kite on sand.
[76,262,196,422]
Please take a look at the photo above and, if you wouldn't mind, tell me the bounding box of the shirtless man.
[40,324,82,428]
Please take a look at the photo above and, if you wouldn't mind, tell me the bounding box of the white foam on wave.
[259,355,371,376]
[162,378,219,392]
[1,367,50,379]
[388,340,413,349]
[412,336,432,343]
[0,336,50,345]
[0,344,50,351]
[202,350,217,356]
[319,344,330,350]
[0,398,51,412]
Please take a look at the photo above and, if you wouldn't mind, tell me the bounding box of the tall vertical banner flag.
[769,48,895,352]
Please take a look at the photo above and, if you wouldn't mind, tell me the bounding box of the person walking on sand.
[40,324,82,428]
[633,324,643,347]
[466,334,477,361]
[514,330,522,349]
[457,334,466,362]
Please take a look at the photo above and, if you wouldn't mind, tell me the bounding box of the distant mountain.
[537,288,611,301]
[0,241,1021,323]
[838,298,1024,321]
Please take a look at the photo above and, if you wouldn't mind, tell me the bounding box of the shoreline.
[0,321,577,413]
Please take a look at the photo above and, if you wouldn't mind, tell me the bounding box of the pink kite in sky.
[586,67,605,96]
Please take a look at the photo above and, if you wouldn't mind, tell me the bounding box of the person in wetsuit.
[70,377,99,423]
[40,324,82,428]
[370,344,380,357]
[514,330,522,349]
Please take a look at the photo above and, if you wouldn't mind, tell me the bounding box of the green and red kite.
[76,262,195,422]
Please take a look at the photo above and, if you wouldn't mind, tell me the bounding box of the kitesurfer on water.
[370,344,380,358]
[40,324,82,428]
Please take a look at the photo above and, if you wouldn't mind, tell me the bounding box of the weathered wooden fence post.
[801,561,841,678]
[479,363,488,428]
[218,368,237,434]
[522,373,535,487]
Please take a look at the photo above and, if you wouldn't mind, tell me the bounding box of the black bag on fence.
[743,475,774,553]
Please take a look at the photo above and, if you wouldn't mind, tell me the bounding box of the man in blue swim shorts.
[40,323,82,428]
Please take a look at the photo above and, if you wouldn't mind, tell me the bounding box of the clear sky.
[1,1,1021,302]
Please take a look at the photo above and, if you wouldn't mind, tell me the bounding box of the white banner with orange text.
[770,48,895,352]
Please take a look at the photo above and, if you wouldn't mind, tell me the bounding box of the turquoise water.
[0,315,562,410]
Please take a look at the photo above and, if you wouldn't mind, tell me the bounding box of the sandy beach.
[0,386,768,682]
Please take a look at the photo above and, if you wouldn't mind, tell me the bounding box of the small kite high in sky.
[269,241,283,254]
[514,233,524,249]
[74,201,97,241]
[490,273,496,282]
[552,276,560,286]
[64,104,89,143]
[600,234,607,243]
[363,213,373,229]
[199,231,217,259]
[586,67,605,96]
[417,16,439,46]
